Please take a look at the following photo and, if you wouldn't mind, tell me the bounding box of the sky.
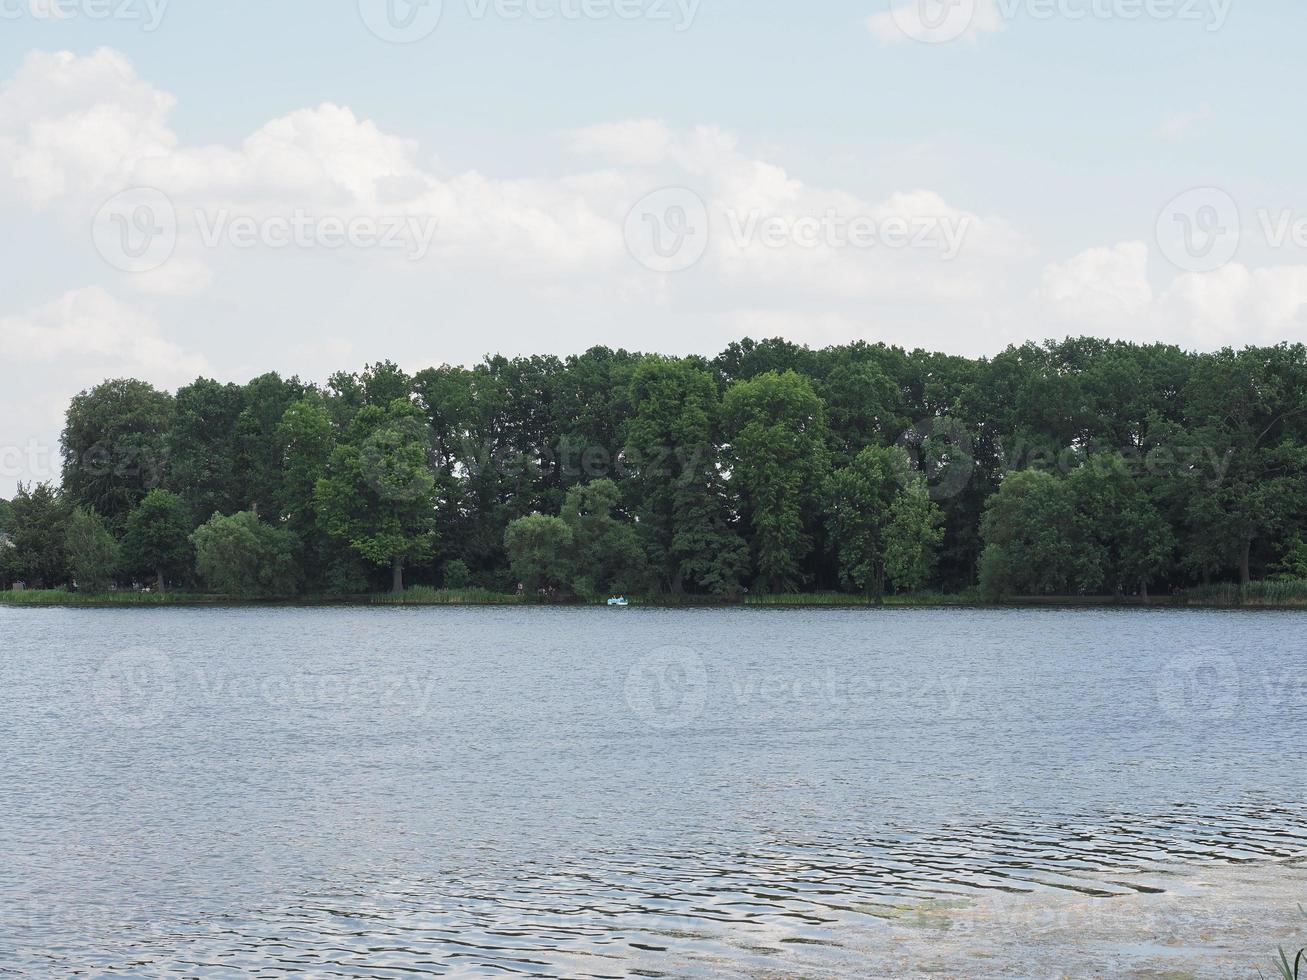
[2,0,1306,495]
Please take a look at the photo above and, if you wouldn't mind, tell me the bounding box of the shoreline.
[3,590,1305,611]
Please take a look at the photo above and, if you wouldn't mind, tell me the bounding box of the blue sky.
[1,0,1305,493]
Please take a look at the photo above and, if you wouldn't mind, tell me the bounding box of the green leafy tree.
[6,483,70,588]
[503,514,573,596]
[315,399,438,593]
[1069,454,1174,597]
[558,480,649,598]
[120,490,193,593]
[169,378,247,523]
[62,379,173,526]
[723,370,830,592]
[1173,347,1307,585]
[442,559,472,590]
[234,372,305,513]
[824,446,908,597]
[979,470,1095,598]
[191,511,302,597]
[0,498,12,534]
[65,508,119,593]
[623,358,748,596]
[884,478,946,593]
[1272,535,1307,581]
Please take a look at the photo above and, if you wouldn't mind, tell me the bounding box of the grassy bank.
[5,583,1307,610]
[1180,581,1307,608]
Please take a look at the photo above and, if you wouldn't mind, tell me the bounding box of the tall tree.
[884,477,946,593]
[62,379,173,526]
[6,483,70,589]
[120,490,193,593]
[978,470,1095,598]
[825,446,914,597]
[315,399,438,593]
[558,479,649,598]
[1068,454,1174,597]
[624,358,747,596]
[169,378,247,523]
[723,371,830,592]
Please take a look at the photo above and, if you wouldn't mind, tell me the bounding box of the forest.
[2,336,1306,601]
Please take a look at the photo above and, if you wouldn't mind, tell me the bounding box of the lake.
[1,606,1304,976]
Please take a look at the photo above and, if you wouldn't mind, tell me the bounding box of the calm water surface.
[1,606,1304,976]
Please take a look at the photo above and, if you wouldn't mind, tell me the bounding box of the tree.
[884,478,945,593]
[623,358,748,596]
[234,372,305,513]
[1174,347,1307,585]
[0,498,12,534]
[315,399,438,593]
[824,446,908,597]
[6,483,70,588]
[558,480,649,598]
[169,378,246,523]
[1272,535,1307,581]
[723,371,830,592]
[65,508,119,593]
[443,559,471,590]
[1068,454,1174,597]
[192,511,301,597]
[503,514,573,596]
[62,379,173,526]
[120,490,192,593]
[978,470,1095,598]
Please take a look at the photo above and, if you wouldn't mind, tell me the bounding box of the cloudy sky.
[1,0,1305,495]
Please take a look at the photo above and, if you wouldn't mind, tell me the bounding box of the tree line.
[2,336,1306,599]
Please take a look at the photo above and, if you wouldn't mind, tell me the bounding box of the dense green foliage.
[65,508,119,593]
[192,511,301,597]
[5,336,1307,599]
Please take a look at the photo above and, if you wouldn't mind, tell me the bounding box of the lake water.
[1,606,1305,977]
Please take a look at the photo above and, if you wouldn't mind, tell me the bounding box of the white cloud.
[0,287,208,494]
[0,47,1303,499]
[568,119,674,166]
[0,48,177,208]
[1041,242,1154,321]
[1036,243,1307,349]
[0,286,205,377]
[1159,264,1307,347]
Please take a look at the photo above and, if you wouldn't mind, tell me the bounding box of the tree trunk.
[391,556,405,594]
[1140,580,1149,604]
[1240,537,1252,588]
[155,569,166,594]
